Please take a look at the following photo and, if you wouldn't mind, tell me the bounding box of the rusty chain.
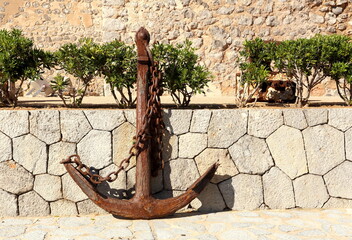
[61,61,164,184]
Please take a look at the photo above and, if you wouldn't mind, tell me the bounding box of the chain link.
[61,61,164,185]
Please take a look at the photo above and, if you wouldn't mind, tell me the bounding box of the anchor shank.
[134,28,152,200]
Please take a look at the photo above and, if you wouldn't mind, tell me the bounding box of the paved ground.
[1,208,352,240]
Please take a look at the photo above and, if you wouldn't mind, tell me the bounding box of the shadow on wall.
[90,150,235,214]
[94,129,173,200]
[155,173,234,213]
[86,111,236,214]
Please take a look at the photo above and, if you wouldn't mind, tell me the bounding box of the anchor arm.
[63,161,219,219]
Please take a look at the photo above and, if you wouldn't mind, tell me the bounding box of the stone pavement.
[0,209,352,240]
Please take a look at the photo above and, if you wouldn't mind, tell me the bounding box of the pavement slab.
[0,209,352,240]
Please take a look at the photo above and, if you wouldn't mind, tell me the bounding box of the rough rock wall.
[1,0,351,96]
[0,108,352,217]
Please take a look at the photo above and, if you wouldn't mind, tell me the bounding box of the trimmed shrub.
[236,38,275,107]
[100,40,137,107]
[53,38,103,107]
[321,35,352,106]
[0,29,53,106]
[152,40,211,107]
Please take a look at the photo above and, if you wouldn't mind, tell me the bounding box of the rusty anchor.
[61,27,219,219]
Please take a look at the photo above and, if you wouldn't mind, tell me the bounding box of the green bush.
[240,38,277,70]
[0,29,53,106]
[152,40,211,107]
[274,35,350,107]
[321,35,352,106]
[53,38,102,107]
[236,38,274,107]
[275,35,352,106]
[100,40,137,107]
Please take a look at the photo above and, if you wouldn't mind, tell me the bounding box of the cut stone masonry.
[0,108,351,216]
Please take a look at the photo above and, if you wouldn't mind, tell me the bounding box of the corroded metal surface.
[61,27,218,219]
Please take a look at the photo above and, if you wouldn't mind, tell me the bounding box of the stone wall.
[1,0,351,96]
[0,108,352,217]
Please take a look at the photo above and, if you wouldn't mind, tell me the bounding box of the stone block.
[48,142,76,176]
[112,122,136,170]
[238,15,253,26]
[0,189,17,216]
[266,16,278,26]
[164,159,200,190]
[0,226,26,238]
[324,161,352,199]
[162,130,178,161]
[208,110,247,148]
[151,169,164,194]
[126,167,135,191]
[104,0,125,7]
[0,131,11,162]
[127,167,163,195]
[219,174,263,210]
[19,191,50,216]
[346,128,352,161]
[199,9,213,20]
[293,174,329,208]
[303,125,344,175]
[190,110,212,133]
[13,134,47,175]
[217,6,235,15]
[263,167,295,209]
[254,16,265,25]
[77,130,112,169]
[248,109,283,138]
[77,199,107,215]
[324,197,352,208]
[124,110,136,126]
[84,110,125,131]
[283,109,308,130]
[50,199,78,216]
[229,135,274,175]
[153,190,190,212]
[62,173,87,202]
[191,184,226,212]
[34,174,62,202]
[195,148,238,183]
[0,161,34,194]
[60,110,92,143]
[103,18,126,31]
[103,31,120,42]
[0,110,29,138]
[29,110,60,144]
[96,164,127,199]
[102,7,118,18]
[267,126,307,179]
[309,13,325,23]
[329,108,352,131]
[304,109,328,126]
[163,109,192,135]
[179,133,207,158]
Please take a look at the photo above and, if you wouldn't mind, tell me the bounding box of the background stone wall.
[0,108,352,217]
[1,0,351,96]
